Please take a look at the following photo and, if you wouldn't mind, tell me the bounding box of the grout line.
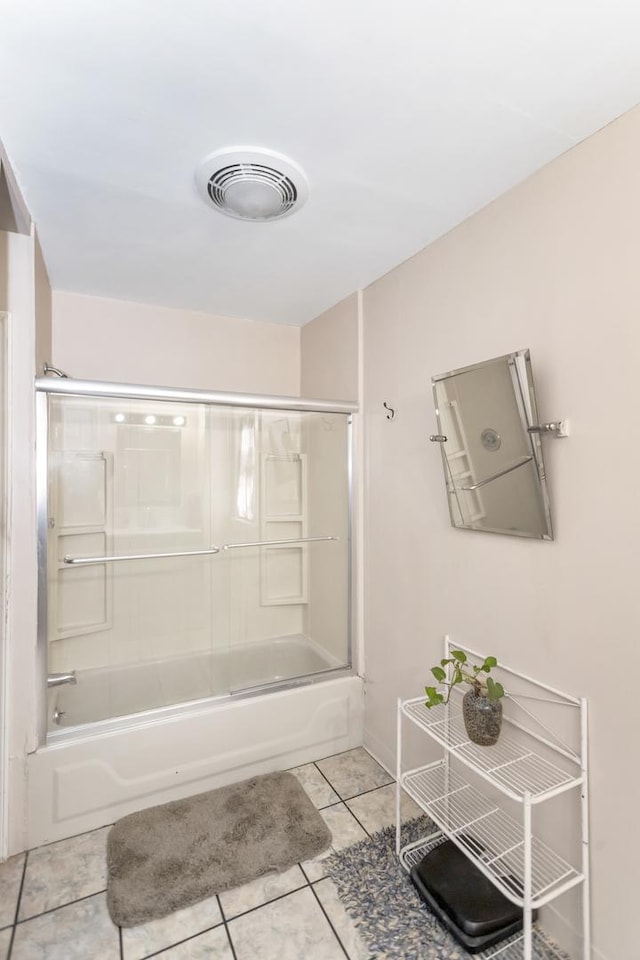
[340,803,371,840]
[217,893,228,924]
[341,778,395,804]
[118,924,124,960]
[313,763,399,839]
[6,925,16,960]
[12,850,28,924]
[217,894,239,960]
[308,881,351,960]
[299,862,321,885]
[27,822,113,853]
[315,790,371,841]
[139,920,227,960]
[223,922,238,960]
[311,745,372,766]
[313,762,346,801]
[14,888,107,925]
[6,849,29,959]
[318,782,397,839]
[312,760,395,807]
[220,880,310,924]
[318,778,396,813]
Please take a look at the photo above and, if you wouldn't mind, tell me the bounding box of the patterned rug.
[325,818,570,960]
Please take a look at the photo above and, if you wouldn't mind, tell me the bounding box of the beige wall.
[361,104,640,960]
[34,231,52,374]
[52,291,300,396]
[300,293,358,401]
[0,147,31,236]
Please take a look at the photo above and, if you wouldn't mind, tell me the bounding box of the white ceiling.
[1,1,640,325]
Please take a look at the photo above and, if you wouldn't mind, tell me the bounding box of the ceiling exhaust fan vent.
[195,148,309,222]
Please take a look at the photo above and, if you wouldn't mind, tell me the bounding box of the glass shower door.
[218,407,351,694]
[46,393,227,729]
[42,390,352,733]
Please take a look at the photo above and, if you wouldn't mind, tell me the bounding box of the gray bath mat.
[107,770,331,927]
[326,819,570,960]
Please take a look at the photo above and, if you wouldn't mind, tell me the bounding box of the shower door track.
[35,376,357,414]
[35,375,358,746]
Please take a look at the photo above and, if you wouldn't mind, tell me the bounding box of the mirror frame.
[431,348,553,540]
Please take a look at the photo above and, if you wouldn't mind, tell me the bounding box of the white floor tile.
[228,887,344,960]
[19,827,110,921]
[0,852,25,928]
[0,927,12,960]
[147,924,233,959]
[290,763,340,809]
[219,865,306,920]
[316,748,393,800]
[346,783,422,834]
[313,878,371,960]
[302,803,368,882]
[11,892,119,960]
[121,894,222,960]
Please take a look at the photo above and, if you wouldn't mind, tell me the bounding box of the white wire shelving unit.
[396,638,590,960]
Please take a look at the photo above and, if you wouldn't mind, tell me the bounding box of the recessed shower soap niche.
[396,638,590,960]
[429,349,568,540]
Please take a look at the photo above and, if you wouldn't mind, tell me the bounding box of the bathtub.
[28,667,363,848]
[48,634,342,729]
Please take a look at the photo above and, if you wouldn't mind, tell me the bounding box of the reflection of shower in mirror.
[430,349,566,540]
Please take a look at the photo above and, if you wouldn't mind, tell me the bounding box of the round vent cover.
[195,147,309,222]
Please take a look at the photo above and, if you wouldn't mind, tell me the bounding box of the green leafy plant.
[425,650,505,708]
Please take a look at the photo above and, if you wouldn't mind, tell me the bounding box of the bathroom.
[1,3,640,958]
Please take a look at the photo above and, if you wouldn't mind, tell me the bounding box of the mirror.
[431,349,553,540]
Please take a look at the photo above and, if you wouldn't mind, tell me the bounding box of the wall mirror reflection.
[431,349,553,540]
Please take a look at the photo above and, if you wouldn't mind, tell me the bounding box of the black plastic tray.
[410,839,530,954]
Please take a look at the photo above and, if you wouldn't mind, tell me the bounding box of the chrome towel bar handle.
[63,546,222,565]
[63,536,340,566]
[222,536,338,550]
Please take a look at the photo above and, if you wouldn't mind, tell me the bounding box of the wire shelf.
[401,763,582,907]
[402,700,581,802]
[397,643,589,960]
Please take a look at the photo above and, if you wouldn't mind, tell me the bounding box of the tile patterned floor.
[0,747,422,960]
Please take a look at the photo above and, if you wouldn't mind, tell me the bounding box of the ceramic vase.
[462,688,503,746]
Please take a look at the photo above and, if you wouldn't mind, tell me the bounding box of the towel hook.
[383,402,395,421]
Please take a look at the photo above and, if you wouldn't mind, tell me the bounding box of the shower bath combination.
[29,376,362,846]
